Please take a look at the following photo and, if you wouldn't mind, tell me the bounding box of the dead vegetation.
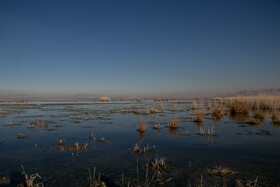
[58,142,88,152]
[3,123,21,126]
[244,110,266,125]
[30,120,49,128]
[138,121,148,133]
[20,165,44,187]
[88,167,107,187]
[229,102,250,115]
[226,96,280,111]
[272,113,280,124]
[98,137,107,143]
[197,127,216,136]
[193,111,204,123]
[213,107,223,120]
[169,119,179,129]
[152,122,161,130]
[253,110,265,121]
[18,133,27,139]
[132,140,156,154]
[0,177,10,185]
[0,104,37,109]
[151,157,167,172]
[205,166,238,176]
[135,98,141,102]
[235,176,258,187]
[27,124,35,129]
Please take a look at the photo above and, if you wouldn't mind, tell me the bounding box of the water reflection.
[229,113,249,122]
[139,131,146,138]
[196,122,204,129]
[169,128,178,136]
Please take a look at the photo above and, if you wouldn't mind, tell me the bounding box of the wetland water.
[0,100,280,186]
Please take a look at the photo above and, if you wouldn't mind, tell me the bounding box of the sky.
[0,0,280,97]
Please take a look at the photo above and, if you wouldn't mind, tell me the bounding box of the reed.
[194,110,204,122]
[197,127,216,136]
[229,102,250,115]
[272,113,280,124]
[138,121,147,132]
[88,167,107,187]
[151,157,167,172]
[169,119,179,129]
[213,107,223,119]
[225,96,280,110]
[20,165,44,187]
[18,133,27,139]
[253,110,265,120]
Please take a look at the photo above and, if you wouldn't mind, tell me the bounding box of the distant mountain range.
[226,89,280,97]
[0,89,280,99]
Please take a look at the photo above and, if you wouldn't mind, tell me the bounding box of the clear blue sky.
[0,0,280,97]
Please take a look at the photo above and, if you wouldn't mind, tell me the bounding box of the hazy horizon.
[1,0,280,97]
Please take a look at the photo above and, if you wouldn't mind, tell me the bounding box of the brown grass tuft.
[253,110,265,120]
[213,107,223,119]
[194,111,204,122]
[272,113,280,124]
[138,121,147,132]
[229,102,250,115]
[169,119,179,129]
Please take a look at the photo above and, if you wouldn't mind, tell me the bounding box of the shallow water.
[0,100,280,186]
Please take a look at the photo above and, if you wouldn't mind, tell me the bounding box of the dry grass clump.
[205,166,238,176]
[169,104,176,112]
[0,176,10,185]
[191,102,198,110]
[272,113,280,124]
[151,157,167,172]
[235,176,258,187]
[193,111,204,122]
[213,107,223,119]
[226,96,280,111]
[132,140,156,154]
[253,110,265,120]
[149,106,159,114]
[197,127,216,136]
[229,102,250,115]
[99,97,111,103]
[138,121,147,132]
[244,110,266,125]
[0,110,7,114]
[0,110,7,118]
[32,120,48,128]
[88,167,107,187]
[27,124,34,129]
[58,142,88,152]
[3,123,21,126]
[20,165,44,187]
[152,122,161,130]
[206,102,212,111]
[131,107,160,115]
[169,119,179,129]
[135,98,141,102]
[98,137,107,143]
[18,133,27,139]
